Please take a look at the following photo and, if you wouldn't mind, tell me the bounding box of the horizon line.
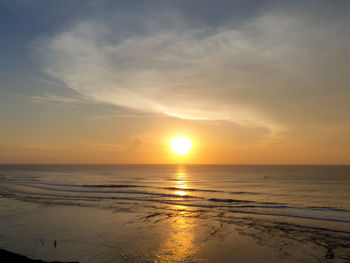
[0,163,349,166]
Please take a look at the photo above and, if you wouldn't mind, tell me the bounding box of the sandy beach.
[1,192,349,263]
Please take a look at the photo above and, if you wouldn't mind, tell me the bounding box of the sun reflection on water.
[174,167,189,197]
[174,190,187,196]
[153,166,202,262]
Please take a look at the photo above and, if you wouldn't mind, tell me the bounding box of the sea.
[0,165,349,262]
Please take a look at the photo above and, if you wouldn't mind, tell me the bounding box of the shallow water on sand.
[0,165,349,262]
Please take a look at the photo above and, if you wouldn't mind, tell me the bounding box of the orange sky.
[1,1,350,164]
[1,93,349,164]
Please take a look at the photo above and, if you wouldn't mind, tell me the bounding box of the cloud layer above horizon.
[33,1,350,136]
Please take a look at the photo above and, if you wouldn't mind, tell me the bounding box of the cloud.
[33,4,350,135]
[30,93,82,104]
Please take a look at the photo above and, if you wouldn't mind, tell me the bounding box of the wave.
[208,198,254,203]
[1,177,263,196]
[163,187,219,192]
[227,209,350,223]
[8,184,203,200]
[1,175,350,225]
[82,184,142,188]
[3,190,350,224]
[163,187,261,195]
[208,198,284,205]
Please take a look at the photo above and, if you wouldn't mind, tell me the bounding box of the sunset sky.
[1,0,350,164]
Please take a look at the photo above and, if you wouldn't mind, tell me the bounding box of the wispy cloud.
[33,4,350,135]
[30,92,82,105]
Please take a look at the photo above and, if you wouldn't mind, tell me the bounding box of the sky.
[1,0,350,164]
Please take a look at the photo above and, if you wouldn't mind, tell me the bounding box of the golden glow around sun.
[170,137,192,155]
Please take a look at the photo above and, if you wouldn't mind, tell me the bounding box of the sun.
[170,137,192,155]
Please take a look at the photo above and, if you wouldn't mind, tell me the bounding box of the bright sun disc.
[170,137,192,155]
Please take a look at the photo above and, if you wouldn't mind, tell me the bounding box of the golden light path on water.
[174,168,189,197]
[154,166,202,262]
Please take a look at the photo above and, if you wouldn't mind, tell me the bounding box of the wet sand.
[1,200,349,262]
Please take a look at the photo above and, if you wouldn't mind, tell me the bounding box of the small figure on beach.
[54,240,57,248]
[325,247,334,259]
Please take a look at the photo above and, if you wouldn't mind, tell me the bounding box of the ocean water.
[0,165,349,262]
